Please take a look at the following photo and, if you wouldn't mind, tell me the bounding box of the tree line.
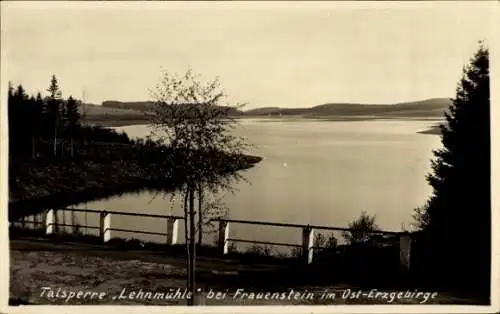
[8,75,131,163]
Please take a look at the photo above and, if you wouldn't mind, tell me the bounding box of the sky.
[1,2,497,109]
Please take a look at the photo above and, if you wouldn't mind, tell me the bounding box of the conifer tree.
[34,92,44,127]
[64,96,80,157]
[8,83,21,157]
[46,75,63,156]
[64,96,80,131]
[8,81,14,99]
[11,85,29,156]
[29,93,45,158]
[414,43,490,296]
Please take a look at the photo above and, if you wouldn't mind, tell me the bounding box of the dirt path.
[9,238,483,305]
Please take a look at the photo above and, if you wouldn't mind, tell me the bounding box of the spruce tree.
[12,85,29,154]
[64,96,80,157]
[415,43,490,296]
[8,84,23,158]
[64,96,80,131]
[30,93,45,158]
[8,81,14,99]
[47,74,60,99]
[46,75,63,156]
[34,93,44,129]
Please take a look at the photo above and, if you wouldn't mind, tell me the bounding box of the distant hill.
[91,98,452,126]
[79,104,144,118]
[246,98,452,118]
[101,100,244,116]
[244,107,282,116]
[78,102,147,126]
[101,98,451,118]
[101,100,154,112]
[79,102,143,116]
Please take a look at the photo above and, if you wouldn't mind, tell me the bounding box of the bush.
[245,244,272,256]
[342,210,380,245]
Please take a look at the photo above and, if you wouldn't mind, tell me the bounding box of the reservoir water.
[63,118,441,252]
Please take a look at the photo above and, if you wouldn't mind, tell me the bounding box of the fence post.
[399,232,411,272]
[71,212,76,234]
[100,211,111,243]
[46,209,55,235]
[302,226,314,264]
[62,209,66,233]
[166,217,179,245]
[38,213,44,231]
[218,221,230,255]
[33,214,38,231]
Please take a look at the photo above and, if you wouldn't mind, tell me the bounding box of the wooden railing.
[9,207,412,271]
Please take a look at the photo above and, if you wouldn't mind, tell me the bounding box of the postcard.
[1,1,498,313]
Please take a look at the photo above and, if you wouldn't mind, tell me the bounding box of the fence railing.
[9,207,412,271]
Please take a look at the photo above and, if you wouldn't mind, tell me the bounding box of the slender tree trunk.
[183,186,191,304]
[54,210,59,233]
[197,185,204,245]
[53,127,57,157]
[31,136,35,160]
[188,186,196,305]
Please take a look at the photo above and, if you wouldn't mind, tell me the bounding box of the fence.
[12,138,140,162]
[9,207,412,271]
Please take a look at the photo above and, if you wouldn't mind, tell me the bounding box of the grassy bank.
[9,135,262,220]
[9,160,167,220]
[9,154,262,221]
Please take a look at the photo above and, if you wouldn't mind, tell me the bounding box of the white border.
[1,1,499,313]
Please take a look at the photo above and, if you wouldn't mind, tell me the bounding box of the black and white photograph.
[1,1,498,312]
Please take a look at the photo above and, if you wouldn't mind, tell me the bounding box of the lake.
[64,118,442,252]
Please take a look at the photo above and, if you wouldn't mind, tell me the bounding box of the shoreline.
[417,125,441,135]
[84,115,444,128]
[9,151,262,220]
[84,117,443,137]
